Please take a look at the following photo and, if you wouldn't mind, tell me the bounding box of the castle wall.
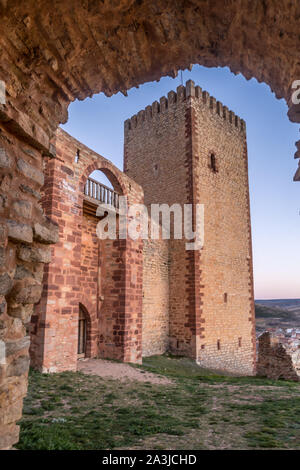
[30,129,144,372]
[124,81,256,374]
[30,146,80,372]
[142,239,169,356]
[124,87,195,357]
[257,332,299,381]
[191,86,255,374]
[80,214,99,358]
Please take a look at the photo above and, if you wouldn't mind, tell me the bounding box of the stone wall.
[0,121,58,449]
[142,239,169,357]
[124,85,193,358]
[124,80,255,374]
[192,84,255,375]
[0,3,299,171]
[80,214,100,358]
[257,332,300,382]
[30,128,144,372]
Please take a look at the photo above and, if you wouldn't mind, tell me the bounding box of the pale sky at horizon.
[61,65,300,301]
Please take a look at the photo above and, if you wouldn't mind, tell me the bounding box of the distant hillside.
[255,300,300,334]
[256,299,300,312]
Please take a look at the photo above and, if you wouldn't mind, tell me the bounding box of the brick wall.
[80,214,99,358]
[192,84,255,375]
[124,87,193,357]
[142,239,169,356]
[30,128,144,372]
[124,80,256,374]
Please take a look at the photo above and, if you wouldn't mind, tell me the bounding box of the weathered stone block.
[17,158,44,186]
[0,319,6,336]
[0,273,13,296]
[0,298,6,315]
[0,222,8,245]
[20,183,41,200]
[6,356,30,377]
[0,376,28,407]
[6,317,25,339]
[33,221,59,244]
[7,220,33,244]
[14,265,32,280]
[0,174,12,192]
[0,400,23,426]
[32,264,44,283]
[0,148,12,168]
[8,304,33,323]
[17,244,52,263]
[9,280,42,305]
[5,336,30,357]
[0,194,6,211]
[0,246,5,266]
[12,200,32,219]
[0,423,19,450]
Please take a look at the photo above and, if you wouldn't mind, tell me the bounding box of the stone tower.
[124,80,256,375]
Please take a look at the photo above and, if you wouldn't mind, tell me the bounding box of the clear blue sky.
[62,65,300,300]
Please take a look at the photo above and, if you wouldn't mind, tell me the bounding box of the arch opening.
[1,2,300,450]
[83,168,122,212]
[78,304,88,358]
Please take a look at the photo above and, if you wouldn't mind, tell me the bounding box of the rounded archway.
[0,2,299,162]
[1,0,300,451]
[82,168,123,213]
[78,303,92,359]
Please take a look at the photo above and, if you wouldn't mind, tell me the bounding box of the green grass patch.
[17,357,300,450]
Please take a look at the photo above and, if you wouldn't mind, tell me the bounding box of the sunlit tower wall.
[124,80,255,375]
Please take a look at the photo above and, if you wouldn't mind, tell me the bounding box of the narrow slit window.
[217,339,221,350]
[75,149,80,163]
[210,153,217,172]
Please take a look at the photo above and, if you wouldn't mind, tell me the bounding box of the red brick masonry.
[30,81,256,375]
[30,129,144,371]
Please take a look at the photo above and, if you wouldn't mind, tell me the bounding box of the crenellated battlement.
[124,80,246,134]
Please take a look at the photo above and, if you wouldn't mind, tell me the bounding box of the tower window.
[238,337,242,347]
[217,339,221,350]
[75,149,80,163]
[209,153,217,172]
[224,292,228,303]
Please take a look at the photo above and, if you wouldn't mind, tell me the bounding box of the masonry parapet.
[124,80,246,134]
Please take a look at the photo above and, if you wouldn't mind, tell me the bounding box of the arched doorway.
[78,304,87,358]
[81,166,128,361]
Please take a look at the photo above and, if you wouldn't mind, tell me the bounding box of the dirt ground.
[77,358,173,385]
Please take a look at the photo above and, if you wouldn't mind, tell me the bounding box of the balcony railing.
[84,177,119,209]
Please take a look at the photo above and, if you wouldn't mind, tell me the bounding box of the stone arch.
[1,0,300,450]
[0,3,299,140]
[78,302,92,358]
[79,162,127,198]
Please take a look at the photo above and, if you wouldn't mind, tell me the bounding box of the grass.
[17,355,300,450]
